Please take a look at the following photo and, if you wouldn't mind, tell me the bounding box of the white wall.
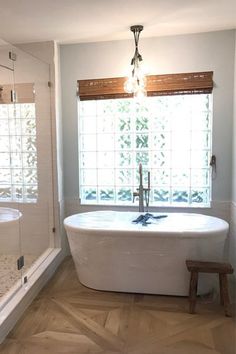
[60,30,235,218]
[53,42,69,254]
[16,41,54,66]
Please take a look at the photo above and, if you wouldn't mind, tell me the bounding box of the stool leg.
[219,274,224,305]
[189,271,198,314]
[219,274,231,317]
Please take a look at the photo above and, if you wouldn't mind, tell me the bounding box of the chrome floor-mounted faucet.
[133,163,150,212]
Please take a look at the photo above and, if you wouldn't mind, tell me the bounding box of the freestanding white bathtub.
[64,211,229,296]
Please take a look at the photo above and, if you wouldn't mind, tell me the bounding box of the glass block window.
[79,94,212,206]
[0,103,37,202]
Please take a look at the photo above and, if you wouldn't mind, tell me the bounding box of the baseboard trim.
[0,248,65,344]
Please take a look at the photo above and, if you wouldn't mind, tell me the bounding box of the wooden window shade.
[0,83,35,104]
[78,71,213,100]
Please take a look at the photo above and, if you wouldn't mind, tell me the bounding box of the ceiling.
[0,0,235,44]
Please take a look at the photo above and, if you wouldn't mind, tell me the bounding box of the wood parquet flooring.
[0,256,235,354]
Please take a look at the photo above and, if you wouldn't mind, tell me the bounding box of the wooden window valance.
[77,71,213,101]
[0,83,35,104]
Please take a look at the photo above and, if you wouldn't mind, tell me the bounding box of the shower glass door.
[0,41,22,309]
[12,45,55,280]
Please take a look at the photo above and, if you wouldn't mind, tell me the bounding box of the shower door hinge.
[9,51,17,61]
[17,256,24,271]
[48,81,52,88]
[52,227,56,233]
[10,90,17,103]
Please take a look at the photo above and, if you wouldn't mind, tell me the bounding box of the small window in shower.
[78,72,213,207]
[0,100,38,203]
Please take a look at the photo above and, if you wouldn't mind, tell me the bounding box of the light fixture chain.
[133,29,140,49]
[131,28,143,65]
[124,24,146,98]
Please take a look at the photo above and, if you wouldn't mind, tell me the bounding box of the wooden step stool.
[186,260,234,317]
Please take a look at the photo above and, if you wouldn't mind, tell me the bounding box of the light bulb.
[137,76,146,88]
[124,78,134,94]
[134,87,147,100]
[124,60,147,96]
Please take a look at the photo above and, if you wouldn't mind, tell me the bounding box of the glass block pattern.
[79,94,212,206]
[0,103,37,202]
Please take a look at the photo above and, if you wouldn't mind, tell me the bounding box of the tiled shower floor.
[0,254,38,299]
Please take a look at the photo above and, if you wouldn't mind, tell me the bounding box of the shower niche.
[0,40,57,312]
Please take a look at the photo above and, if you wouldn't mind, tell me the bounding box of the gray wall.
[60,30,235,207]
[229,31,236,275]
[233,32,236,204]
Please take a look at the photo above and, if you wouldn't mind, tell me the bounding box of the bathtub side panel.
[67,229,227,296]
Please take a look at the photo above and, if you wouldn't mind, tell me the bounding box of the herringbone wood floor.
[0,257,235,354]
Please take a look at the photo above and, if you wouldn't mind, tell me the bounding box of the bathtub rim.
[0,207,22,225]
[64,210,229,237]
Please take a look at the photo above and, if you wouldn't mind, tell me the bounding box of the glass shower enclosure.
[0,39,57,313]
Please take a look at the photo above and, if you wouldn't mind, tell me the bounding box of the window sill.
[79,202,212,209]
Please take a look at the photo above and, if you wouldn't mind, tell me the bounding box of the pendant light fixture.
[124,25,147,98]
